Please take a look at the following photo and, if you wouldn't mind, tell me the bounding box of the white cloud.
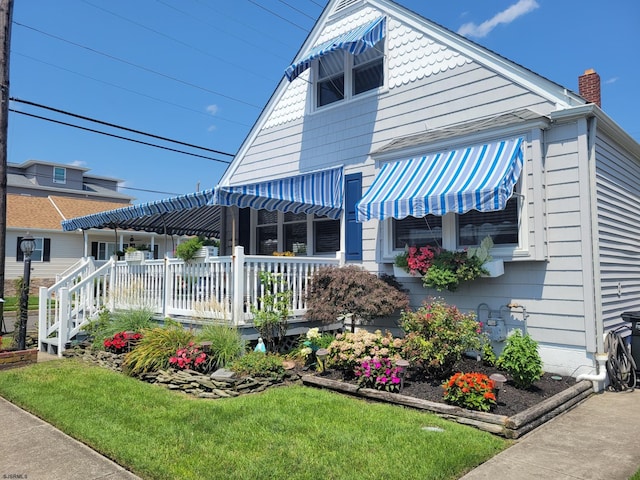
[70,160,86,167]
[206,104,219,116]
[458,0,539,38]
[207,125,217,132]
[604,77,619,85]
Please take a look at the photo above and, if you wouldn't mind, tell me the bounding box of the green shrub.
[123,325,195,376]
[230,351,284,378]
[481,340,498,367]
[496,330,543,389]
[400,298,481,379]
[84,308,154,349]
[326,330,404,373]
[197,324,245,369]
[175,236,203,262]
[305,265,409,332]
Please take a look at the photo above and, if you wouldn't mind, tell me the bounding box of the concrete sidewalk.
[461,388,640,479]
[0,352,141,480]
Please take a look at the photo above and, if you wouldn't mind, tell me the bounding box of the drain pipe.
[576,352,608,392]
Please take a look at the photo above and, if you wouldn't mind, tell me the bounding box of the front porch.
[39,246,344,356]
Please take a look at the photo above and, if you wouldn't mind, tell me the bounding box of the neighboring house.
[5,160,162,291]
[60,0,640,381]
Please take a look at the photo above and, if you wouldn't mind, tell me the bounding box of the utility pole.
[0,0,14,334]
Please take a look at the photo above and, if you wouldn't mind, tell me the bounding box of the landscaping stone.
[62,344,302,400]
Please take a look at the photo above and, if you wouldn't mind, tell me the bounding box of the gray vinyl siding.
[595,130,640,333]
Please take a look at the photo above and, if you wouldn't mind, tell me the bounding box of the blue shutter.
[345,173,362,261]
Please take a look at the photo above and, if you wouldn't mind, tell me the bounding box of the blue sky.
[8,0,639,204]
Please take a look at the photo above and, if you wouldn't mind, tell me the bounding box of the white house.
[58,0,640,381]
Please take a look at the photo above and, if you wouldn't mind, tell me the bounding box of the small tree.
[305,266,409,332]
[250,272,292,351]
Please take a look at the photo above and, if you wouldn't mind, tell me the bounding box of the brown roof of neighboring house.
[7,194,130,231]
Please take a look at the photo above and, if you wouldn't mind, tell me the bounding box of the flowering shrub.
[354,357,404,393]
[442,372,496,412]
[299,327,334,363]
[103,331,142,354]
[327,330,404,373]
[400,298,482,379]
[169,342,210,373]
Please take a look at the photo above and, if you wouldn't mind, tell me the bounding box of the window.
[16,236,50,262]
[284,212,307,254]
[316,39,384,108]
[393,215,443,249]
[457,196,519,247]
[252,209,340,255]
[94,242,117,260]
[257,210,278,255]
[53,167,66,184]
[314,216,340,254]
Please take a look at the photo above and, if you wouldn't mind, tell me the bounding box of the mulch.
[317,356,576,417]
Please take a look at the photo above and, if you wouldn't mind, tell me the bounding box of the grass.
[2,295,40,312]
[0,360,506,479]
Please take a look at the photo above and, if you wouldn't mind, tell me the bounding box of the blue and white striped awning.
[215,167,343,219]
[356,138,524,222]
[285,16,386,82]
[62,189,221,236]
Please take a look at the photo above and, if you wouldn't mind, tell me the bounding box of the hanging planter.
[392,265,419,278]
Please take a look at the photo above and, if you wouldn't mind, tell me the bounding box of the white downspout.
[576,114,607,392]
[576,352,608,392]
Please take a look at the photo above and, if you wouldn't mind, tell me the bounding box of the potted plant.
[175,237,204,262]
[198,238,220,258]
[124,246,146,263]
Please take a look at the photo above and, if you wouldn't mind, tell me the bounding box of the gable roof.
[6,195,131,231]
[220,0,586,185]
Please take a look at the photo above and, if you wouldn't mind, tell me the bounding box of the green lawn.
[0,360,506,479]
[2,295,40,312]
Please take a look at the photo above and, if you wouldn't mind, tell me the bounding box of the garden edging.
[301,374,593,438]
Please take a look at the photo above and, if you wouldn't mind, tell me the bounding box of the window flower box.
[196,246,219,258]
[481,259,504,278]
[124,251,153,263]
[392,265,419,278]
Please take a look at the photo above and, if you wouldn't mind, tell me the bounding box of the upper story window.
[53,167,66,184]
[316,38,384,108]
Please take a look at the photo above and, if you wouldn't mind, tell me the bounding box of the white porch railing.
[39,246,343,355]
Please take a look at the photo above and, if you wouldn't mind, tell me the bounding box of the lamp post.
[17,234,35,350]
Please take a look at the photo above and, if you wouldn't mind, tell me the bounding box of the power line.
[13,21,262,109]
[9,109,232,165]
[81,0,279,83]
[7,168,182,196]
[12,51,252,128]
[11,97,235,157]
[276,0,318,21]
[246,0,311,32]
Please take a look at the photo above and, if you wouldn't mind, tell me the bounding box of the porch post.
[38,286,47,352]
[108,258,116,311]
[162,256,168,318]
[58,287,70,357]
[232,245,245,326]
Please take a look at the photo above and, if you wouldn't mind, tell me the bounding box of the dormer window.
[285,17,386,106]
[53,167,66,184]
[316,38,384,108]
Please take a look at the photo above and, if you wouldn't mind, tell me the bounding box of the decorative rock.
[211,368,235,381]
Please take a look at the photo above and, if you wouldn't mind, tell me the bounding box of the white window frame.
[313,38,386,111]
[31,237,44,262]
[53,166,66,184]
[96,242,117,261]
[380,130,542,264]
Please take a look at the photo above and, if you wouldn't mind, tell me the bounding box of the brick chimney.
[578,69,601,107]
